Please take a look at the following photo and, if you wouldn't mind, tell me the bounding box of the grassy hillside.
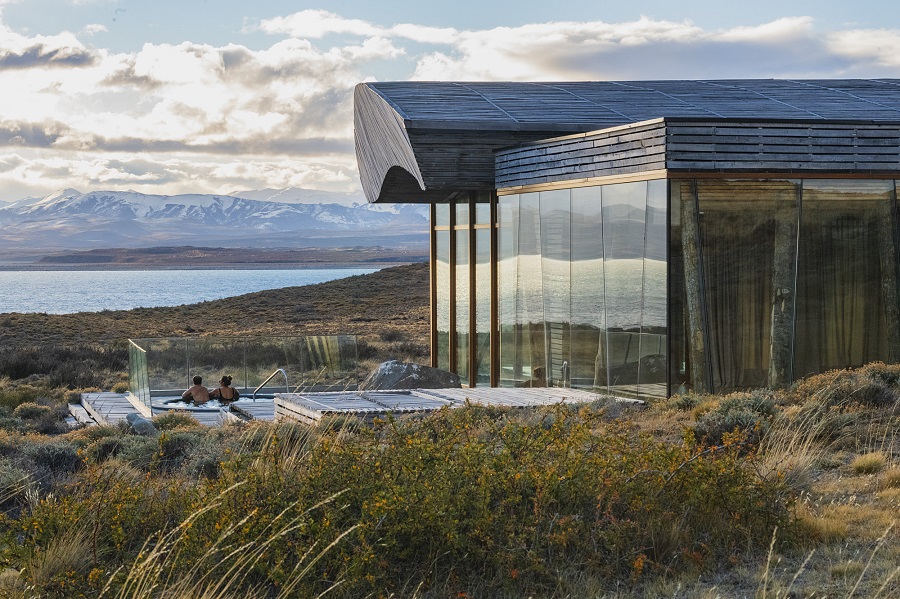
[0,262,429,390]
[0,262,429,347]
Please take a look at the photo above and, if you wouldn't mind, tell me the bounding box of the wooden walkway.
[276,387,635,425]
[81,392,151,425]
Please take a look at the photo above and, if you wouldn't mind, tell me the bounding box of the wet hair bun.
[222,375,232,386]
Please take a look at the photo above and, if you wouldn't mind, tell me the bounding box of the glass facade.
[672,178,900,394]
[497,180,667,398]
[432,177,900,397]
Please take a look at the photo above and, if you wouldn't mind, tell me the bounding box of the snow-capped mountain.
[0,189,429,254]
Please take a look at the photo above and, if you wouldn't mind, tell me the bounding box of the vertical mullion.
[430,204,438,368]
[490,192,499,387]
[469,194,477,387]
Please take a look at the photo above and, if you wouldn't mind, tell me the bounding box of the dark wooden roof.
[354,80,900,203]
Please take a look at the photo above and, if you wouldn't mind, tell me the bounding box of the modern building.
[353,80,900,398]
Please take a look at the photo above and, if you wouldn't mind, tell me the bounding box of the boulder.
[126,412,159,437]
[359,360,461,390]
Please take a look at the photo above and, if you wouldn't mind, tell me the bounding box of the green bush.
[23,440,82,475]
[12,403,51,421]
[152,411,201,431]
[694,391,777,446]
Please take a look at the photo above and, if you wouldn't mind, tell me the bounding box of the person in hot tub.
[182,375,211,406]
[210,375,240,404]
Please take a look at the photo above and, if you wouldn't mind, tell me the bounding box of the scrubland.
[0,264,897,597]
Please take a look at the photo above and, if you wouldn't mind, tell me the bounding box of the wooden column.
[767,193,799,389]
[680,181,710,394]
[877,197,900,363]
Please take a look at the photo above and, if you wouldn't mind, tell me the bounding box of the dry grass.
[880,467,900,489]
[852,451,887,475]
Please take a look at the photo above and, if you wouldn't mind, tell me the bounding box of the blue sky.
[1,0,899,201]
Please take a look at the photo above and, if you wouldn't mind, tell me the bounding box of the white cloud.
[256,9,381,39]
[3,10,900,202]
[827,28,900,67]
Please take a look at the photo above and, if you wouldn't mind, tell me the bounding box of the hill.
[0,262,430,348]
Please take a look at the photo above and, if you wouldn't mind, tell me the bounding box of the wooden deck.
[81,392,151,425]
[275,387,635,425]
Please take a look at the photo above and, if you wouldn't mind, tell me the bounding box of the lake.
[0,268,379,314]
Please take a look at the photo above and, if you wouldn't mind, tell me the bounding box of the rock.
[359,360,461,390]
[126,412,159,437]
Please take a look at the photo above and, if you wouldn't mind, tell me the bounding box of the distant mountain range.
[0,188,429,260]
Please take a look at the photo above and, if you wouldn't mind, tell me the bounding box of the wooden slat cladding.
[496,121,667,188]
[496,119,900,189]
[665,121,900,173]
[355,80,900,203]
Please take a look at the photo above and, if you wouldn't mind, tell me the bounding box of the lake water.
[0,268,379,314]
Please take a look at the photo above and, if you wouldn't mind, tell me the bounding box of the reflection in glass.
[456,228,470,381]
[540,189,571,387]
[498,196,519,386]
[638,179,668,397]
[475,228,492,384]
[571,186,605,391]
[794,179,896,377]
[435,203,450,227]
[602,182,647,394]
[456,200,470,227]
[516,193,545,385]
[475,202,492,225]
[668,182,688,393]
[435,230,450,370]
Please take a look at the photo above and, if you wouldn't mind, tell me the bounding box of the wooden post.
[768,193,798,388]
[680,181,709,394]
[877,198,900,363]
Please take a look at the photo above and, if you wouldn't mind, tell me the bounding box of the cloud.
[4,10,900,202]
[256,10,381,39]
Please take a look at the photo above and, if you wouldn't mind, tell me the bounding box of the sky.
[1,0,900,203]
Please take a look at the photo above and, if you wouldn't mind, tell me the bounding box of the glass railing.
[127,335,360,401]
[128,340,151,408]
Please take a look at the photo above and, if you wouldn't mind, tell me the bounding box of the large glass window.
[540,190,571,387]
[474,228,492,384]
[696,179,800,392]
[794,180,898,378]
[435,229,450,371]
[455,227,469,381]
[496,179,667,398]
[571,186,605,391]
[602,182,647,396]
[498,196,520,386]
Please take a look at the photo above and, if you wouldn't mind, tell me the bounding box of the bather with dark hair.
[182,375,211,405]
[211,374,239,404]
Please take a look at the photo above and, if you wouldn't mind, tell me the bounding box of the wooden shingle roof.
[354,79,900,203]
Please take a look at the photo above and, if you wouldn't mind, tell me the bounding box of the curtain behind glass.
[696,179,799,392]
[794,180,896,377]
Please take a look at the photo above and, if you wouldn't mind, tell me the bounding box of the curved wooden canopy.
[354,79,900,203]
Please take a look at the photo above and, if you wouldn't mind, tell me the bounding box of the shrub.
[12,403,51,421]
[851,451,886,474]
[153,431,202,473]
[111,381,130,393]
[152,411,201,431]
[881,467,900,489]
[0,459,31,511]
[693,391,777,446]
[23,440,82,475]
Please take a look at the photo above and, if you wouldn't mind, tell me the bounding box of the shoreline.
[0,261,421,272]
